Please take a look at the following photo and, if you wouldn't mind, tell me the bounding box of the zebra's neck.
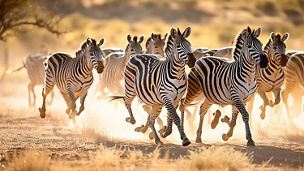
[76,53,94,78]
[264,39,281,71]
[165,36,185,78]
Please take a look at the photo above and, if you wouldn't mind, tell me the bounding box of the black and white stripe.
[39,38,105,120]
[112,27,196,146]
[179,27,269,146]
[247,32,289,120]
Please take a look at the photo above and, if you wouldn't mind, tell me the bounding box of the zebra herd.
[10,26,304,146]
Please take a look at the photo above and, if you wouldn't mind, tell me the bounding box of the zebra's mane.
[146,34,161,49]
[264,33,282,59]
[232,28,255,60]
[164,33,175,58]
[76,39,97,58]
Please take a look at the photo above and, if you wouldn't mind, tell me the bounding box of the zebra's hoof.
[195,138,202,143]
[39,108,46,118]
[126,117,136,124]
[155,140,163,146]
[65,108,71,115]
[149,132,154,140]
[134,125,144,132]
[211,110,221,129]
[158,126,167,135]
[69,114,75,120]
[222,134,229,141]
[182,138,191,146]
[221,115,230,123]
[247,140,255,146]
[260,112,265,120]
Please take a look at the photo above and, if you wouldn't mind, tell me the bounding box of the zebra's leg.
[77,92,88,116]
[282,89,290,112]
[270,88,281,107]
[232,98,255,146]
[141,104,164,129]
[47,91,55,105]
[39,79,55,118]
[67,85,77,120]
[28,83,34,107]
[222,106,239,141]
[211,110,221,129]
[179,70,203,130]
[247,95,255,127]
[123,66,137,124]
[60,92,71,115]
[257,88,269,120]
[195,100,212,143]
[162,98,191,146]
[32,85,37,107]
[148,114,162,145]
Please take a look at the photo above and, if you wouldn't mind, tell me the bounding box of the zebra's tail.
[109,96,124,102]
[6,62,25,74]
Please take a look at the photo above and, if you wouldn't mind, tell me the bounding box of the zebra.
[101,48,123,66]
[112,27,196,146]
[282,52,304,116]
[39,38,105,120]
[98,35,144,97]
[246,32,289,120]
[145,33,167,56]
[179,26,269,146]
[7,53,54,107]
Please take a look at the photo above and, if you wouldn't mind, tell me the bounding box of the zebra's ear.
[247,26,252,35]
[270,32,276,41]
[151,33,155,40]
[87,38,92,44]
[98,38,104,46]
[282,33,289,42]
[163,33,168,41]
[182,27,191,38]
[170,28,177,38]
[127,35,132,43]
[254,28,261,37]
[138,36,144,44]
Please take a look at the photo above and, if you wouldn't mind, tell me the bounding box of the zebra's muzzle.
[96,60,104,73]
[187,53,196,68]
[259,54,268,68]
[280,54,289,67]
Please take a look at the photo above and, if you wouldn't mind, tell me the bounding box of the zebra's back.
[194,56,256,104]
[284,53,304,88]
[127,54,184,105]
[25,55,47,85]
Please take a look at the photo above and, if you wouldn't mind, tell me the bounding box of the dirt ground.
[0,80,304,170]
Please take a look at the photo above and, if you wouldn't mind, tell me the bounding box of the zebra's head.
[270,32,289,66]
[170,27,196,68]
[85,38,105,73]
[145,33,167,56]
[241,26,268,68]
[126,35,144,56]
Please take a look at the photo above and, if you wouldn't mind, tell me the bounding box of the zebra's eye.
[131,48,135,52]
[90,52,94,56]
[247,44,252,48]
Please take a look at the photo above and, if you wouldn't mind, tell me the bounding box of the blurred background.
[0,0,303,144]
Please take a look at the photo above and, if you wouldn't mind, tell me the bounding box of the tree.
[0,0,64,41]
[0,0,64,81]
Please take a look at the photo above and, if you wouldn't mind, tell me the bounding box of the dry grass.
[179,146,252,171]
[5,151,50,171]
[81,125,108,145]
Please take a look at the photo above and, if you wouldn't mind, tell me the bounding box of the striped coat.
[39,38,105,121]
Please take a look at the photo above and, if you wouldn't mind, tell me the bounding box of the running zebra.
[98,35,144,97]
[7,52,54,107]
[247,32,289,120]
[112,27,196,146]
[39,38,105,120]
[179,27,268,146]
[282,52,304,116]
